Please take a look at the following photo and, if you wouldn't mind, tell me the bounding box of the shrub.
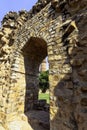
[39,70,49,93]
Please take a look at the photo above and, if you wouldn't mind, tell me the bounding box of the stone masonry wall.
[0,0,87,130]
[50,0,87,130]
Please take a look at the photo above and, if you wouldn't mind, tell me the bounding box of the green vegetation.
[38,70,49,103]
[39,70,49,93]
[39,93,49,104]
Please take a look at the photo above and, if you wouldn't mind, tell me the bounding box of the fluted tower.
[40,58,47,72]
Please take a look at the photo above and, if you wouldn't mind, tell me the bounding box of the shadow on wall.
[50,2,87,130]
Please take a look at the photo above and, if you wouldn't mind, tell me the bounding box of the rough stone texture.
[6,120,33,130]
[0,125,5,130]
[0,0,87,130]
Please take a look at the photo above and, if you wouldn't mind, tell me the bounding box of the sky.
[0,0,37,24]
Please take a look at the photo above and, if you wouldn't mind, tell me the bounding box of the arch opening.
[22,37,49,112]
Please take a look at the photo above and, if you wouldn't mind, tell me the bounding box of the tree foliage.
[39,70,49,93]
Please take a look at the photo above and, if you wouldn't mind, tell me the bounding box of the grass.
[39,93,49,104]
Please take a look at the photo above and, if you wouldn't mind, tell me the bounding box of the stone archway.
[21,37,48,111]
[0,1,87,130]
[9,36,49,115]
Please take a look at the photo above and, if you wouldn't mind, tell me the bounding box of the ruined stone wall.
[50,0,87,130]
[0,0,87,130]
